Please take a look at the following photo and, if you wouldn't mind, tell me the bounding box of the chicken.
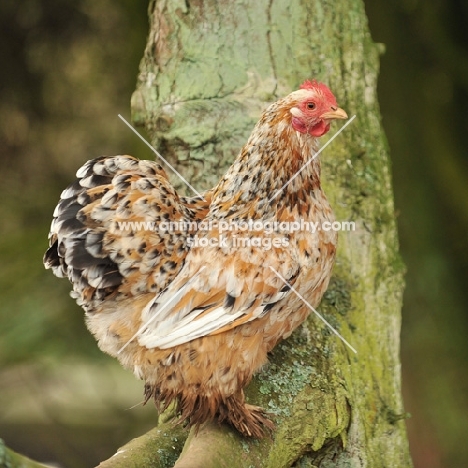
[44,80,348,438]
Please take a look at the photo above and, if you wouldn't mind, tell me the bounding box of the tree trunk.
[101,0,412,466]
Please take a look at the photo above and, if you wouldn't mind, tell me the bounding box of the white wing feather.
[136,260,296,349]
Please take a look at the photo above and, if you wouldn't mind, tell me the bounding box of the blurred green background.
[0,0,466,467]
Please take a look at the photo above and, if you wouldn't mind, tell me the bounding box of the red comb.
[300,79,337,103]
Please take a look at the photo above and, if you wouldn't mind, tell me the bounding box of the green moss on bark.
[0,439,49,468]
[97,424,187,468]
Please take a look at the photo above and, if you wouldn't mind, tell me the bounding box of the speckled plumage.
[44,80,347,438]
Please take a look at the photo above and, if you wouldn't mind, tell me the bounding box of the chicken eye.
[306,102,316,110]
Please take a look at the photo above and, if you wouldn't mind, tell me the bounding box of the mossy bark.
[102,0,412,466]
[0,439,50,468]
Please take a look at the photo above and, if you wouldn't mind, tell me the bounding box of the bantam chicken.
[44,80,348,438]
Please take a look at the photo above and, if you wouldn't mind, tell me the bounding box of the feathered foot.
[218,392,275,438]
[145,384,274,438]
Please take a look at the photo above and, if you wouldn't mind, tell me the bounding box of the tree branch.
[0,439,50,468]
[97,423,188,468]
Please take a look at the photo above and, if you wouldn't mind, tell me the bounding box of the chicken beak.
[321,107,348,120]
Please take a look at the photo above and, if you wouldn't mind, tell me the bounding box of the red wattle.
[309,121,330,137]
